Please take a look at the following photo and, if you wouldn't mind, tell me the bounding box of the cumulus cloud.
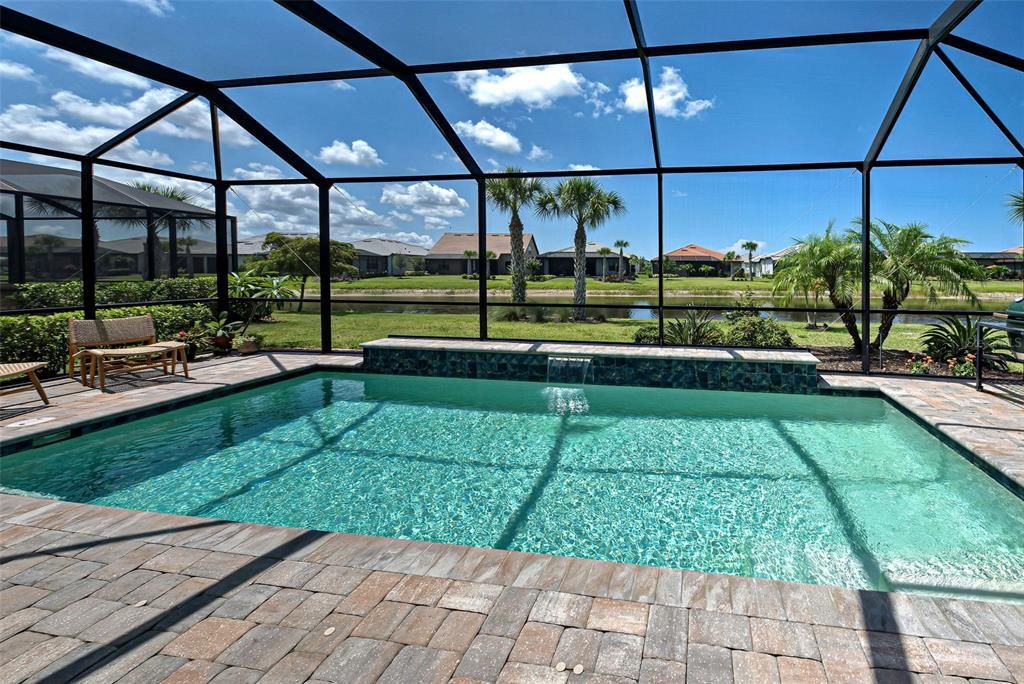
[0,103,173,166]
[123,0,174,16]
[380,182,470,227]
[43,46,150,89]
[526,144,550,161]
[0,60,34,80]
[453,119,521,154]
[567,163,600,171]
[330,80,355,91]
[316,139,384,167]
[723,239,767,255]
[48,88,254,147]
[452,64,585,109]
[228,163,391,235]
[619,66,712,119]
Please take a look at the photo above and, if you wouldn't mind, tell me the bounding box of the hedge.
[0,303,214,375]
[12,277,216,309]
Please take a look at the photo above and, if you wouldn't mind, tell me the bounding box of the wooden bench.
[0,362,49,405]
[68,316,188,390]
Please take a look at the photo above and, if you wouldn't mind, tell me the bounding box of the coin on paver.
[555,662,566,672]
[573,665,584,674]
[324,627,336,636]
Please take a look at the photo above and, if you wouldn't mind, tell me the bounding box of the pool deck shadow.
[2,492,1023,683]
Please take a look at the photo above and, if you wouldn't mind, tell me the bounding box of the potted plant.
[203,313,241,356]
[232,333,264,356]
[175,325,208,362]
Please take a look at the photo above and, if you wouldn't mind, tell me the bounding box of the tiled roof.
[427,232,535,257]
[663,244,726,260]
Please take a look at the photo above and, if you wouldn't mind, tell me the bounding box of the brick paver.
[1,355,1021,684]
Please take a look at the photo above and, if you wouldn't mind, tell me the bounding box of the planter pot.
[212,336,232,356]
[185,343,198,362]
[237,341,260,356]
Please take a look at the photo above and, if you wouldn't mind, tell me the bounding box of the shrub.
[0,304,214,375]
[922,315,1013,371]
[13,277,216,309]
[722,315,794,348]
[633,325,659,344]
[664,310,723,346]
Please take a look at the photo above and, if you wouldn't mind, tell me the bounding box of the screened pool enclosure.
[1,0,1022,374]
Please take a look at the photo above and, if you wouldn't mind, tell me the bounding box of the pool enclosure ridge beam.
[942,35,1024,72]
[933,46,1024,156]
[209,29,930,90]
[276,0,483,179]
[624,0,662,170]
[87,92,199,159]
[864,0,981,168]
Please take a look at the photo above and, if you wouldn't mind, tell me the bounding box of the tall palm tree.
[27,235,65,279]
[723,250,739,279]
[741,240,759,281]
[536,178,625,320]
[463,249,476,276]
[129,182,201,279]
[484,250,497,278]
[597,246,613,278]
[486,169,544,303]
[773,223,863,352]
[614,239,629,278]
[858,220,981,348]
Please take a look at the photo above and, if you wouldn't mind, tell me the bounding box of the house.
[655,244,732,276]
[425,232,539,275]
[750,245,802,277]
[350,238,428,275]
[966,247,1024,277]
[539,242,634,277]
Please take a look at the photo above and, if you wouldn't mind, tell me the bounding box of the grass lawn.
[327,274,1022,297]
[250,310,930,352]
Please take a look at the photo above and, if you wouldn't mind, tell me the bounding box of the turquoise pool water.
[2,372,1022,597]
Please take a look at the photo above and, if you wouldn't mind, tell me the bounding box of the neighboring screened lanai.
[0,0,1021,373]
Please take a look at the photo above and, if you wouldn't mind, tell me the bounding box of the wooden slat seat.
[0,362,49,405]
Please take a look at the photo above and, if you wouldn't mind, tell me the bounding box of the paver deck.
[1,351,1023,682]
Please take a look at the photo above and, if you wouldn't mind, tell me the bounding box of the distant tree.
[463,249,476,275]
[484,250,497,278]
[1010,191,1023,224]
[260,232,356,311]
[486,169,545,303]
[698,264,715,277]
[536,178,625,320]
[614,239,630,277]
[741,241,759,281]
[723,250,739,279]
[525,257,542,277]
[598,246,613,278]
[27,235,65,279]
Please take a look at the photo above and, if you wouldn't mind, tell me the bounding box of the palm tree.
[858,220,981,348]
[178,236,198,277]
[484,250,497,278]
[597,246,613,279]
[486,169,545,303]
[463,249,476,276]
[614,239,629,278]
[536,178,625,320]
[723,250,739,279]
[773,223,863,352]
[27,235,65,279]
[1010,191,1024,225]
[741,240,759,281]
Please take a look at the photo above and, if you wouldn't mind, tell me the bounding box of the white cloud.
[43,47,151,89]
[330,80,355,91]
[380,182,470,227]
[228,163,391,236]
[423,216,450,229]
[48,88,254,147]
[618,66,713,119]
[316,139,384,167]
[0,60,34,80]
[453,64,585,109]
[123,0,173,16]
[453,119,521,154]
[389,210,413,222]
[0,103,173,166]
[526,144,550,161]
[724,239,767,255]
[568,164,600,171]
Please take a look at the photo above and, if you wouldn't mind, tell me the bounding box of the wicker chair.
[0,362,49,404]
[68,315,188,390]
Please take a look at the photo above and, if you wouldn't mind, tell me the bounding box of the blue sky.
[1,0,1021,256]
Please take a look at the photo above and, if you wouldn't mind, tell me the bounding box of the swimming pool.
[2,372,1022,598]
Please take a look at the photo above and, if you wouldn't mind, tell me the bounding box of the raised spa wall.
[361,338,820,394]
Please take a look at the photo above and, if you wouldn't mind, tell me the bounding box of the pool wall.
[361,338,820,394]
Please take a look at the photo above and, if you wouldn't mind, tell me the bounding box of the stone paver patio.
[1,350,1023,682]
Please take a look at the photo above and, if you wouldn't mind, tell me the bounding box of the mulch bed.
[811,345,1024,381]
